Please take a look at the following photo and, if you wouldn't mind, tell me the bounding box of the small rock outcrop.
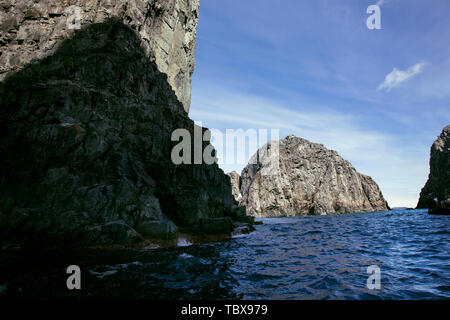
[227,171,242,202]
[0,15,251,247]
[238,135,389,217]
[0,0,198,112]
[417,125,450,213]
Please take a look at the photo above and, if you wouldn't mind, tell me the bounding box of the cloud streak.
[377,62,427,92]
[376,0,390,7]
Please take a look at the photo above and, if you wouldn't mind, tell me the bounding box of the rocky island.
[417,125,450,215]
[0,0,252,248]
[231,135,389,217]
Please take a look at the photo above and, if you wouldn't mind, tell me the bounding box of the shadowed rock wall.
[0,20,246,248]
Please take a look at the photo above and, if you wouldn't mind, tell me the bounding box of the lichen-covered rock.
[417,125,450,212]
[0,19,248,248]
[0,0,198,112]
[239,135,389,217]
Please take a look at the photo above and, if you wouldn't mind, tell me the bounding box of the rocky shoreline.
[1,1,447,252]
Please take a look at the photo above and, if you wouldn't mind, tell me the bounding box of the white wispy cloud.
[377,62,427,92]
[376,0,391,7]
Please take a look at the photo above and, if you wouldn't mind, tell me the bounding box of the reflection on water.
[0,209,449,299]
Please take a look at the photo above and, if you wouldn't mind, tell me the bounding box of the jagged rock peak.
[417,125,450,211]
[238,135,389,217]
[0,0,199,112]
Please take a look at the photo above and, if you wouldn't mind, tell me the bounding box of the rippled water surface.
[1,209,449,299]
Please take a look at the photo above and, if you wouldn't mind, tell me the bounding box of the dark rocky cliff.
[417,125,450,212]
[236,135,389,217]
[0,20,249,248]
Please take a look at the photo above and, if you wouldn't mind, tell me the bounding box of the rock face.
[417,125,450,212]
[0,0,198,112]
[0,17,250,248]
[227,171,242,202]
[239,135,389,217]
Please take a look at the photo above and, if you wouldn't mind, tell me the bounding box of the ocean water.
[0,209,449,300]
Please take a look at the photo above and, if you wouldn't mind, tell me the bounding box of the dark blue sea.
[0,209,449,299]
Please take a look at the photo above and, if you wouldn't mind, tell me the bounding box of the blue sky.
[189,0,450,208]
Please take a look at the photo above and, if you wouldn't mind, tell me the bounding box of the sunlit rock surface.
[0,0,198,112]
[238,135,389,217]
